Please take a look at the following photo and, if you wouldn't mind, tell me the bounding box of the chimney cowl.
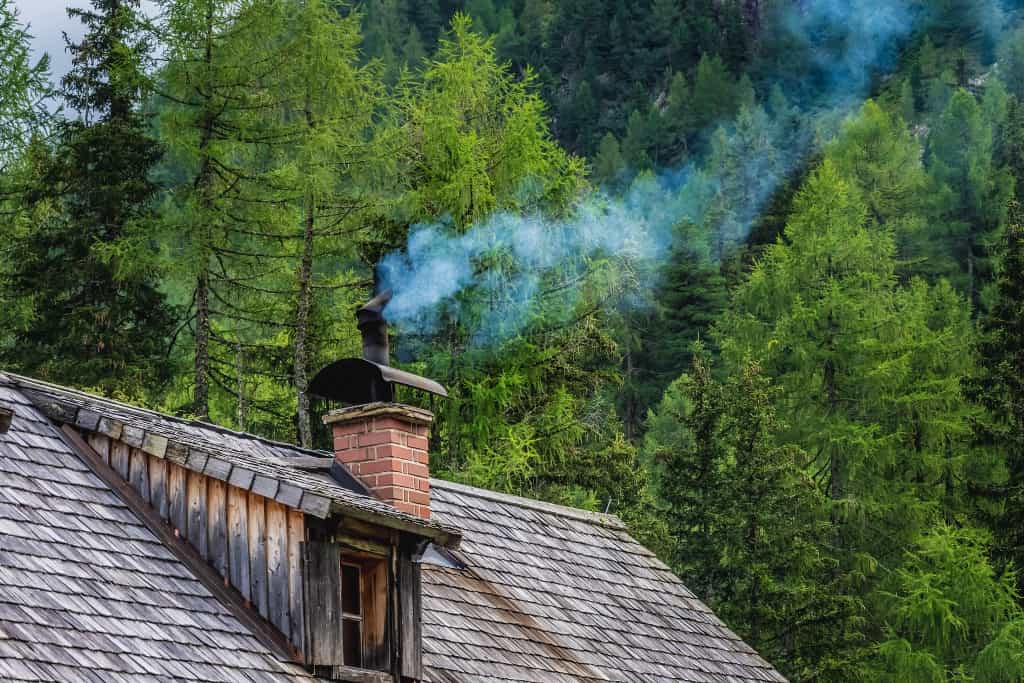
[308,291,447,405]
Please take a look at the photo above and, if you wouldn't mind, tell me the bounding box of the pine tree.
[2,0,175,395]
[644,346,724,600]
[645,351,855,680]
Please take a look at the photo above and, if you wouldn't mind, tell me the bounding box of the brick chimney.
[324,402,432,519]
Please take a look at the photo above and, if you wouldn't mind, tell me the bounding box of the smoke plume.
[379,0,967,342]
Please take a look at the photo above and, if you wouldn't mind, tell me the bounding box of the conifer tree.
[157,0,296,423]
[927,88,1013,307]
[646,351,856,681]
[968,200,1024,585]
[2,0,175,394]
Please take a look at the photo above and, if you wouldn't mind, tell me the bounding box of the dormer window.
[303,537,419,681]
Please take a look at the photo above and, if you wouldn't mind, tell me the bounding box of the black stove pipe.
[356,289,392,366]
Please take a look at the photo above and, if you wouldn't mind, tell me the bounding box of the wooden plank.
[327,666,392,683]
[149,456,169,522]
[86,433,110,465]
[399,550,422,679]
[303,541,344,665]
[129,448,149,503]
[208,478,228,578]
[168,462,187,535]
[187,470,208,559]
[266,500,290,637]
[57,425,299,664]
[248,493,269,619]
[110,440,130,480]
[287,510,305,655]
[228,485,251,601]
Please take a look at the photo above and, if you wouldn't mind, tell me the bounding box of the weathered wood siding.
[92,433,307,653]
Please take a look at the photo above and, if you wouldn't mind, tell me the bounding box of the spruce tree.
[2,0,175,394]
[968,200,1024,585]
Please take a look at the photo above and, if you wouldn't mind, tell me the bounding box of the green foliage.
[396,13,584,228]
[926,88,1013,306]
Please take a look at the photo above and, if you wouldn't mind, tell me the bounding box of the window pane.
[343,618,362,667]
[342,564,361,615]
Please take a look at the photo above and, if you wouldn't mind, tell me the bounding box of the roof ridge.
[430,478,627,530]
[1,371,332,459]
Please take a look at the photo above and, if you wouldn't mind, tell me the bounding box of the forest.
[4,0,1024,678]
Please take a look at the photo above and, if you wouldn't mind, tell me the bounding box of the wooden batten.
[287,510,306,655]
[149,456,169,521]
[208,478,229,577]
[267,501,290,638]
[249,492,270,620]
[228,485,251,602]
[168,462,187,534]
[129,448,149,503]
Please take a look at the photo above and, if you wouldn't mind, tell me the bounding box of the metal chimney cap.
[308,358,447,405]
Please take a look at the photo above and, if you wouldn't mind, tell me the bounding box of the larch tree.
[968,200,1024,587]
[156,0,296,424]
[0,0,51,175]
[273,0,387,447]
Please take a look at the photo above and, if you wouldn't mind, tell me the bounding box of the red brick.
[406,489,430,506]
[354,459,402,475]
[414,477,430,492]
[402,462,429,479]
[358,430,400,447]
[330,420,369,436]
[375,444,413,460]
[406,435,429,451]
[373,416,412,431]
[412,449,430,464]
[376,485,408,501]
[376,472,415,489]
[336,448,371,463]
[414,505,430,519]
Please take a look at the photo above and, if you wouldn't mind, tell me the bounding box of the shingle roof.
[422,480,787,683]
[0,383,314,683]
[3,373,460,547]
[0,372,786,682]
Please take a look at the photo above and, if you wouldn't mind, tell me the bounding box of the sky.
[12,0,89,85]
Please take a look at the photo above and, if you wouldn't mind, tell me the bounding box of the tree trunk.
[192,0,216,422]
[194,267,210,420]
[294,194,315,448]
